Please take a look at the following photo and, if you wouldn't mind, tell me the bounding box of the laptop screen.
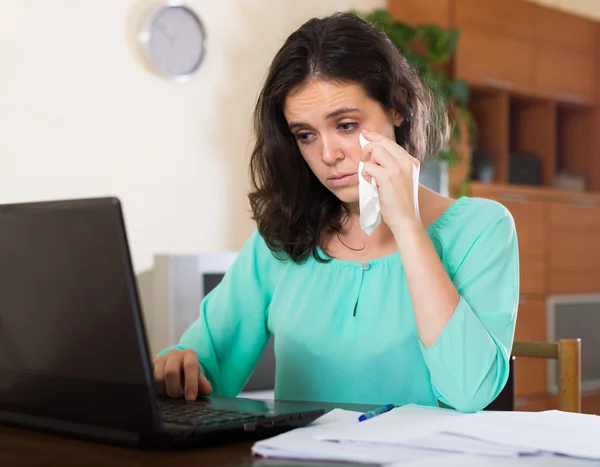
[0,198,159,435]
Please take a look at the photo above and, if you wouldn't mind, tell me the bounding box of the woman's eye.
[296,132,313,143]
[339,122,357,132]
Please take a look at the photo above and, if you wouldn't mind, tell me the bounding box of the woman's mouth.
[329,173,357,186]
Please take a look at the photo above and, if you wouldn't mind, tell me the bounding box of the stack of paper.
[252,404,600,466]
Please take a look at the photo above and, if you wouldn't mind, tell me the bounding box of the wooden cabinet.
[454,0,534,92]
[534,48,596,104]
[513,298,547,396]
[533,5,597,52]
[454,0,534,41]
[470,184,600,296]
[388,0,451,28]
[547,199,600,294]
[455,29,533,93]
[469,184,546,295]
[388,0,599,103]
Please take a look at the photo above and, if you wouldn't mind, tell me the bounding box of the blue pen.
[358,403,395,422]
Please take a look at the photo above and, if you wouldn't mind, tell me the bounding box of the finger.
[198,372,213,396]
[182,350,199,400]
[362,130,419,166]
[164,351,184,398]
[368,146,397,169]
[153,356,167,396]
[361,161,386,186]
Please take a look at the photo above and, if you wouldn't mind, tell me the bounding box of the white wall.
[0,0,386,275]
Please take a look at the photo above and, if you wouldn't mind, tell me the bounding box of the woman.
[153,12,519,413]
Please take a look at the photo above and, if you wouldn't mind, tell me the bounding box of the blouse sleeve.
[157,229,282,397]
[419,205,519,412]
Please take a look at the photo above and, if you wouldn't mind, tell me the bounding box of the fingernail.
[186,390,195,400]
[362,129,372,135]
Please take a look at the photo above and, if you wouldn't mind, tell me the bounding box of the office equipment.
[0,197,324,449]
[153,252,277,395]
[509,151,542,186]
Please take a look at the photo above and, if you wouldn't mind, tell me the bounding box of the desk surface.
[0,400,378,467]
[0,400,597,467]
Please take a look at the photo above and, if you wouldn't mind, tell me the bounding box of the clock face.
[147,5,206,79]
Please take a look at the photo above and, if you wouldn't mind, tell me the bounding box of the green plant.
[352,9,475,166]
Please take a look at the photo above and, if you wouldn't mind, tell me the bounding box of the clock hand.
[158,23,175,46]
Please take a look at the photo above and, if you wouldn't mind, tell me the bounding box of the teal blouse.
[159,196,519,413]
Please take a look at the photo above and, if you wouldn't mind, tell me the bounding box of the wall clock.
[135,2,207,82]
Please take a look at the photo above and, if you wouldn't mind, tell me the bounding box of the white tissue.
[357,134,420,236]
[358,134,381,236]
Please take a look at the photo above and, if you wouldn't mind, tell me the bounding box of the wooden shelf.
[557,104,595,189]
[468,89,509,183]
[509,96,555,187]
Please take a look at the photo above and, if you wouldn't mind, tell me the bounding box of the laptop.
[0,197,325,449]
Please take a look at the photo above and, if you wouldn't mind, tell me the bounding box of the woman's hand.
[360,129,420,234]
[153,349,213,400]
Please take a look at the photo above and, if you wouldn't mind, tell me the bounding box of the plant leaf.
[446,79,470,107]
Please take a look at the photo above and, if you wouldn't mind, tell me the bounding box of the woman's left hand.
[360,129,420,234]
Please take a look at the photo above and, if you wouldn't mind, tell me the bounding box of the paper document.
[317,404,536,457]
[317,404,467,444]
[253,404,600,465]
[387,452,597,467]
[445,410,600,460]
[319,404,600,460]
[252,409,447,465]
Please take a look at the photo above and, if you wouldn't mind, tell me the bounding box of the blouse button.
[361,261,370,271]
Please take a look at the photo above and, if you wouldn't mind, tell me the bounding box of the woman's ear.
[391,87,408,126]
[391,109,404,127]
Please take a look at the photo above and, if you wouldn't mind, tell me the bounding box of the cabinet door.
[548,200,600,294]
[469,185,545,295]
[533,5,597,52]
[514,298,548,397]
[455,0,535,41]
[534,47,596,104]
[502,197,545,296]
[455,28,533,93]
[388,0,451,28]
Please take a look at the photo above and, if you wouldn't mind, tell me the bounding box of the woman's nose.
[320,139,344,165]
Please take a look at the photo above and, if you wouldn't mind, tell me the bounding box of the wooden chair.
[486,338,582,413]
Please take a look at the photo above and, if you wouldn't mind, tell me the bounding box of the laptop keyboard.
[158,399,267,427]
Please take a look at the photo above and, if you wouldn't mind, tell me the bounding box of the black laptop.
[0,197,325,449]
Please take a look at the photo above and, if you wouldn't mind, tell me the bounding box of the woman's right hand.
[153,349,213,400]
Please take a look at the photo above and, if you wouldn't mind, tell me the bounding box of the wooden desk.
[0,401,379,467]
[1,424,376,467]
[0,401,596,467]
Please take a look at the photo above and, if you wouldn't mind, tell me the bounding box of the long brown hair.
[248,12,449,263]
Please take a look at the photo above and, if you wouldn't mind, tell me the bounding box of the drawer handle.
[499,193,527,203]
[484,78,512,90]
[572,199,597,208]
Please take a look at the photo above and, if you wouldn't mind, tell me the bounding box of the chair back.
[486,339,581,412]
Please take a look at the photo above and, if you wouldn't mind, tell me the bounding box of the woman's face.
[284,79,402,204]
